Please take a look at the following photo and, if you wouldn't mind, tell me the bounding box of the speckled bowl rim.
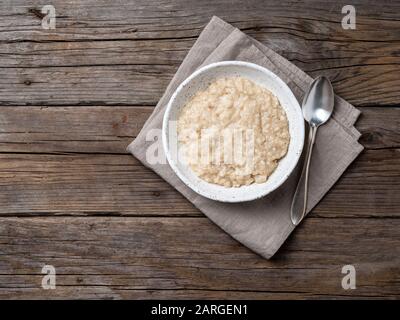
[162,61,304,203]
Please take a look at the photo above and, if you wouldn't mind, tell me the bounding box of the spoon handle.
[290,125,317,225]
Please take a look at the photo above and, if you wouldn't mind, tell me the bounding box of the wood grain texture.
[3,0,398,41]
[0,106,151,154]
[0,216,399,299]
[0,149,398,218]
[0,0,399,106]
[0,106,398,154]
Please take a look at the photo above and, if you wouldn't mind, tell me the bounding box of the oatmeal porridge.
[177,76,290,187]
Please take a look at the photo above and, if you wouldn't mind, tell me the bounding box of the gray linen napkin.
[127,16,364,259]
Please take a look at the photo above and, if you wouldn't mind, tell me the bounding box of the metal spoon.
[290,76,335,225]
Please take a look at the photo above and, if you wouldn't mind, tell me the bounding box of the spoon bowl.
[303,76,335,127]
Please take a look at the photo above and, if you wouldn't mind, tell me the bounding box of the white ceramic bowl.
[162,61,304,202]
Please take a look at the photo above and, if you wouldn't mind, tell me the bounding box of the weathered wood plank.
[0,149,398,217]
[2,0,399,42]
[0,38,399,107]
[0,106,398,154]
[0,65,171,106]
[0,1,399,106]
[0,152,196,216]
[0,43,397,107]
[357,107,400,150]
[1,287,355,300]
[0,216,398,299]
[0,39,189,67]
[0,106,150,154]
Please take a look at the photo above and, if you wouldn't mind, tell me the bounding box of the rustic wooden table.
[0,0,399,299]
